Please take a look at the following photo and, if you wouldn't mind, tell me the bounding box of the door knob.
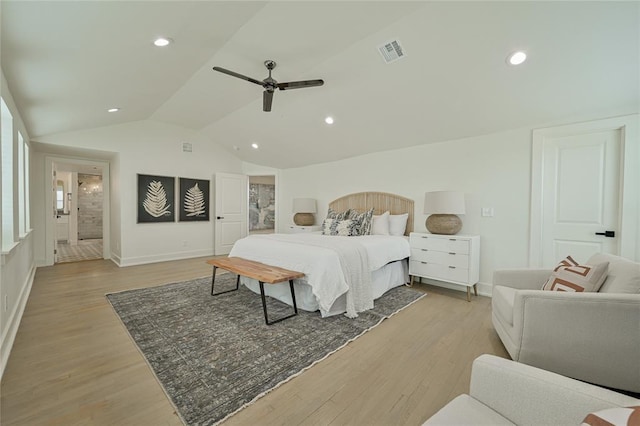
[595,230,615,238]
[216,216,224,220]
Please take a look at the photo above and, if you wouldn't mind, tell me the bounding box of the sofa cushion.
[542,256,608,292]
[423,395,514,425]
[492,285,517,326]
[588,253,640,294]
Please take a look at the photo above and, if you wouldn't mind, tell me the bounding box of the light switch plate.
[481,207,494,217]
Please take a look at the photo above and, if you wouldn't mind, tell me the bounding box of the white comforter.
[228,233,410,315]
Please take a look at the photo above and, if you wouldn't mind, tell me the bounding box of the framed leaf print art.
[137,174,175,223]
[179,178,210,222]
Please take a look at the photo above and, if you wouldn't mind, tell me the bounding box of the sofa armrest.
[470,355,640,426]
[493,269,551,290]
[513,291,640,393]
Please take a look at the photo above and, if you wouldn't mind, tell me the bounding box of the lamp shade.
[424,191,466,215]
[292,198,317,213]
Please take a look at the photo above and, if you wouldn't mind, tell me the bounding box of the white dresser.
[409,232,480,301]
[287,225,321,234]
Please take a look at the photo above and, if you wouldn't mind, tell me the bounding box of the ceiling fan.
[212,60,324,112]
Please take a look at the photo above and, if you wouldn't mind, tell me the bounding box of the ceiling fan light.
[507,51,527,65]
[325,116,334,125]
[153,37,172,47]
[251,143,259,149]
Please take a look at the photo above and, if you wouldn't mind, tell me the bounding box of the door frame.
[45,156,110,265]
[247,173,278,234]
[530,114,639,266]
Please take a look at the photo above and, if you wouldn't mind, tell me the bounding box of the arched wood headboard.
[328,192,414,236]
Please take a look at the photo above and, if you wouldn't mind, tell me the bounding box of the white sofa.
[491,253,640,393]
[424,355,640,426]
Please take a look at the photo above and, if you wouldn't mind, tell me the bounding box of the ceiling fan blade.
[263,90,274,112]
[277,79,324,91]
[212,66,263,86]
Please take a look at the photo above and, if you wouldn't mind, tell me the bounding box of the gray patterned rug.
[107,275,425,425]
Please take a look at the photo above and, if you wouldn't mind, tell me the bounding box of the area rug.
[107,275,425,425]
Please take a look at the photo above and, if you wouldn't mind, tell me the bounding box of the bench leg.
[211,266,240,296]
[259,280,298,325]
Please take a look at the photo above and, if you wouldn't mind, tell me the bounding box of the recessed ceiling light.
[251,143,259,149]
[507,51,527,66]
[107,107,120,113]
[325,116,334,125]
[153,37,172,47]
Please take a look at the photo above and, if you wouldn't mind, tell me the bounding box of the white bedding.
[242,260,409,317]
[228,233,411,316]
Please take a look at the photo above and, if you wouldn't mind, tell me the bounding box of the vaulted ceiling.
[2,1,638,168]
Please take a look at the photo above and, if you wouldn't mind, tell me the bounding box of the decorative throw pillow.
[326,208,350,221]
[542,255,609,292]
[582,406,640,426]
[348,208,375,236]
[333,219,359,236]
[321,218,334,235]
[371,211,390,235]
[389,213,409,236]
[321,218,358,236]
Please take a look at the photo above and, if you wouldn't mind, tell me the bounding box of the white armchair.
[491,253,640,393]
[424,355,640,426]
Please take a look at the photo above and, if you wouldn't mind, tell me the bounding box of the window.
[24,142,30,231]
[1,97,14,251]
[18,132,25,236]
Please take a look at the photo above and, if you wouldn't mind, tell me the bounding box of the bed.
[228,192,414,317]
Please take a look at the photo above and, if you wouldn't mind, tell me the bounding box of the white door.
[534,129,621,266]
[52,169,59,263]
[214,173,248,255]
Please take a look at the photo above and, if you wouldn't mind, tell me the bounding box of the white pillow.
[371,211,390,235]
[389,213,409,236]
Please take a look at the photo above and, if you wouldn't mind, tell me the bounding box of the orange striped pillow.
[582,406,640,426]
[542,255,609,292]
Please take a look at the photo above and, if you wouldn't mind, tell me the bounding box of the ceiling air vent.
[182,142,192,153]
[378,39,406,64]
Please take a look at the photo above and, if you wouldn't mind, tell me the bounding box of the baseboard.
[118,249,214,267]
[1,264,36,379]
[110,253,122,267]
[417,278,493,298]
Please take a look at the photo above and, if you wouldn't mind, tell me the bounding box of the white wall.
[274,126,544,292]
[0,71,36,377]
[37,120,244,266]
[276,117,639,294]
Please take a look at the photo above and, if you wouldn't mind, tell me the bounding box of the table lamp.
[424,191,465,235]
[292,198,316,226]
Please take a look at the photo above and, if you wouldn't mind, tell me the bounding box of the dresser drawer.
[409,234,470,254]
[410,248,469,268]
[409,260,470,284]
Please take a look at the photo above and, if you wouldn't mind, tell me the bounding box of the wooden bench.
[206,257,305,325]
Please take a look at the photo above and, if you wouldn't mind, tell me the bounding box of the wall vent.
[378,39,406,64]
[182,142,192,153]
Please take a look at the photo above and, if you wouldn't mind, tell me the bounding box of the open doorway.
[52,161,106,264]
[248,175,275,235]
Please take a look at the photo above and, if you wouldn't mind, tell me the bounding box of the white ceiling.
[2,1,638,169]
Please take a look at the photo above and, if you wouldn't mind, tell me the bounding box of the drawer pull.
[448,252,456,255]
[448,266,456,269]
[421,248,428,251]
[449,238,457,241]
[421,236,429,239]
[421,261,428,264]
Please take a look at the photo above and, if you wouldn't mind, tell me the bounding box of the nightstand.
[409,232,480,301]
[287,225,321,234]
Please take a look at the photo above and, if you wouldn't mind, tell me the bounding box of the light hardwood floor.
[1,257,508,425]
